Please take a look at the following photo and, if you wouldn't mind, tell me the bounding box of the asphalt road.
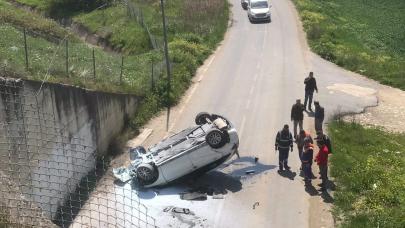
[161,0,380,227]
[74,0,382,227]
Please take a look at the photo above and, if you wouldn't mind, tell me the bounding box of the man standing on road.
[275,124,293,173]
[291,99,305,138]
[296,130,313,169]
[304,72,318,111]
[316,130,332,154]
[315,140,330,191]
[302,138,314,185]
[314,101,325,132]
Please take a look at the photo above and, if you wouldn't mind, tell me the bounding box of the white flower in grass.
[80,69,89,77]
[372,183,377,190]
[383,149,389,153]
[10,46,19,51]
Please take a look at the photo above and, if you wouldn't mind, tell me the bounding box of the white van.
[247,0,271,22]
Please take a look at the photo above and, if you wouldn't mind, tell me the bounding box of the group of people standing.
[275,72,332,191]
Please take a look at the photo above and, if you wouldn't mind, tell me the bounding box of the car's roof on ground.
[151,124,213,164]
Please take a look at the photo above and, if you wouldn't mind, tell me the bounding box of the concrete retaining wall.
[0,77,141,220]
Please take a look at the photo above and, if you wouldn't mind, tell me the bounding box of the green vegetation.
[1,0,229,129]
[73,4,150,54]
[0,0,72,39]
[328,121,405,227]
[293,0,405,90]
[0,23,161,94]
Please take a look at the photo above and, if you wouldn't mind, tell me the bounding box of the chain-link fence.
[0,76,157,227]
[0,23,165,95]
[122,0,163,50]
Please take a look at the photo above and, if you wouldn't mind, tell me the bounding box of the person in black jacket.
[275,124,293,172]
[314,101,324,132]
[316,130,332,154]
[291,99,305,138]
[304,72,318,111]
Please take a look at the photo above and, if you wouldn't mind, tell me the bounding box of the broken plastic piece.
[180,192,207,201]
[213,195,224,199]
[172,207,191,214]
[245,170,256,174]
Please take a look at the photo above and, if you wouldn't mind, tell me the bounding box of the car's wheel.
[195,112,211,125]
[206,129,226,149]
[136,163,158,185]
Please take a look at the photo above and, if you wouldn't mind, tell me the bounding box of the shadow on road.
[135,170,244,200]
[304,183,319,196]
[123,156,276,200]
[302,179,336,202]
[249,20,271,25]
[321,191,334,203]
[277,170,296,180]
[305,110,315,117]
[223,156,277,177]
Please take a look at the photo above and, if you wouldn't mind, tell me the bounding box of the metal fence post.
[65,39,69,75]
[23,28,29,70]
[120,55,124,84]
[92,48,96,80]
[151,59,155,91]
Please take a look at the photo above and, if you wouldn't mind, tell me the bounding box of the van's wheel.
[195,112,211,125]
[136,163,158,185]
[206,129,226,148]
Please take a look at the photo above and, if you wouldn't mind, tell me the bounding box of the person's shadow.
[321,190,334,203]
[305,110,315,117]
[304,182,319,196]
[277,169,296,180]
[320,180,336,203]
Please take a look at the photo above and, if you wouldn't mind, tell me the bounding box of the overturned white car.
[113,113,239,187]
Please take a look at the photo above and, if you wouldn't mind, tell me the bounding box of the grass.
[1,0,229,125]
[328,121,405,227]
[0,0,72,39]
[293,0,405,90]
[0,24,161,95]
[73,4,151,54]
[11,0,50,10]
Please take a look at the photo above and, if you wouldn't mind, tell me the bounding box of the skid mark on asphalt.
[239,116,247,139]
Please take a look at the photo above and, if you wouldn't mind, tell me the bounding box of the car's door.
[188,143,223,169]
[159,152,194,182]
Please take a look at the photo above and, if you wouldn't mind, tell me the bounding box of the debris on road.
[180,192,208,201]
[212,194,224,199]
[253,202,260,209]
[163,206,194,215]
[172,207,191,215]
[179,184,229,201]
[245,170,256,175]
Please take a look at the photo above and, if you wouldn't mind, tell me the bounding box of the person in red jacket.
[315,140,329,191]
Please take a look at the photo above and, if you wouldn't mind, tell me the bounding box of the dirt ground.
[343,85,405,133]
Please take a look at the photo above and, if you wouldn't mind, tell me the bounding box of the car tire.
[206,129,226,149]
[195,112,211,125]
[136,163,158,185]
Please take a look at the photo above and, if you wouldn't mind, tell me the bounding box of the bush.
[48,0,113,17]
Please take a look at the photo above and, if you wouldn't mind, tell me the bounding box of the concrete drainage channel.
[0,77,156,227]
